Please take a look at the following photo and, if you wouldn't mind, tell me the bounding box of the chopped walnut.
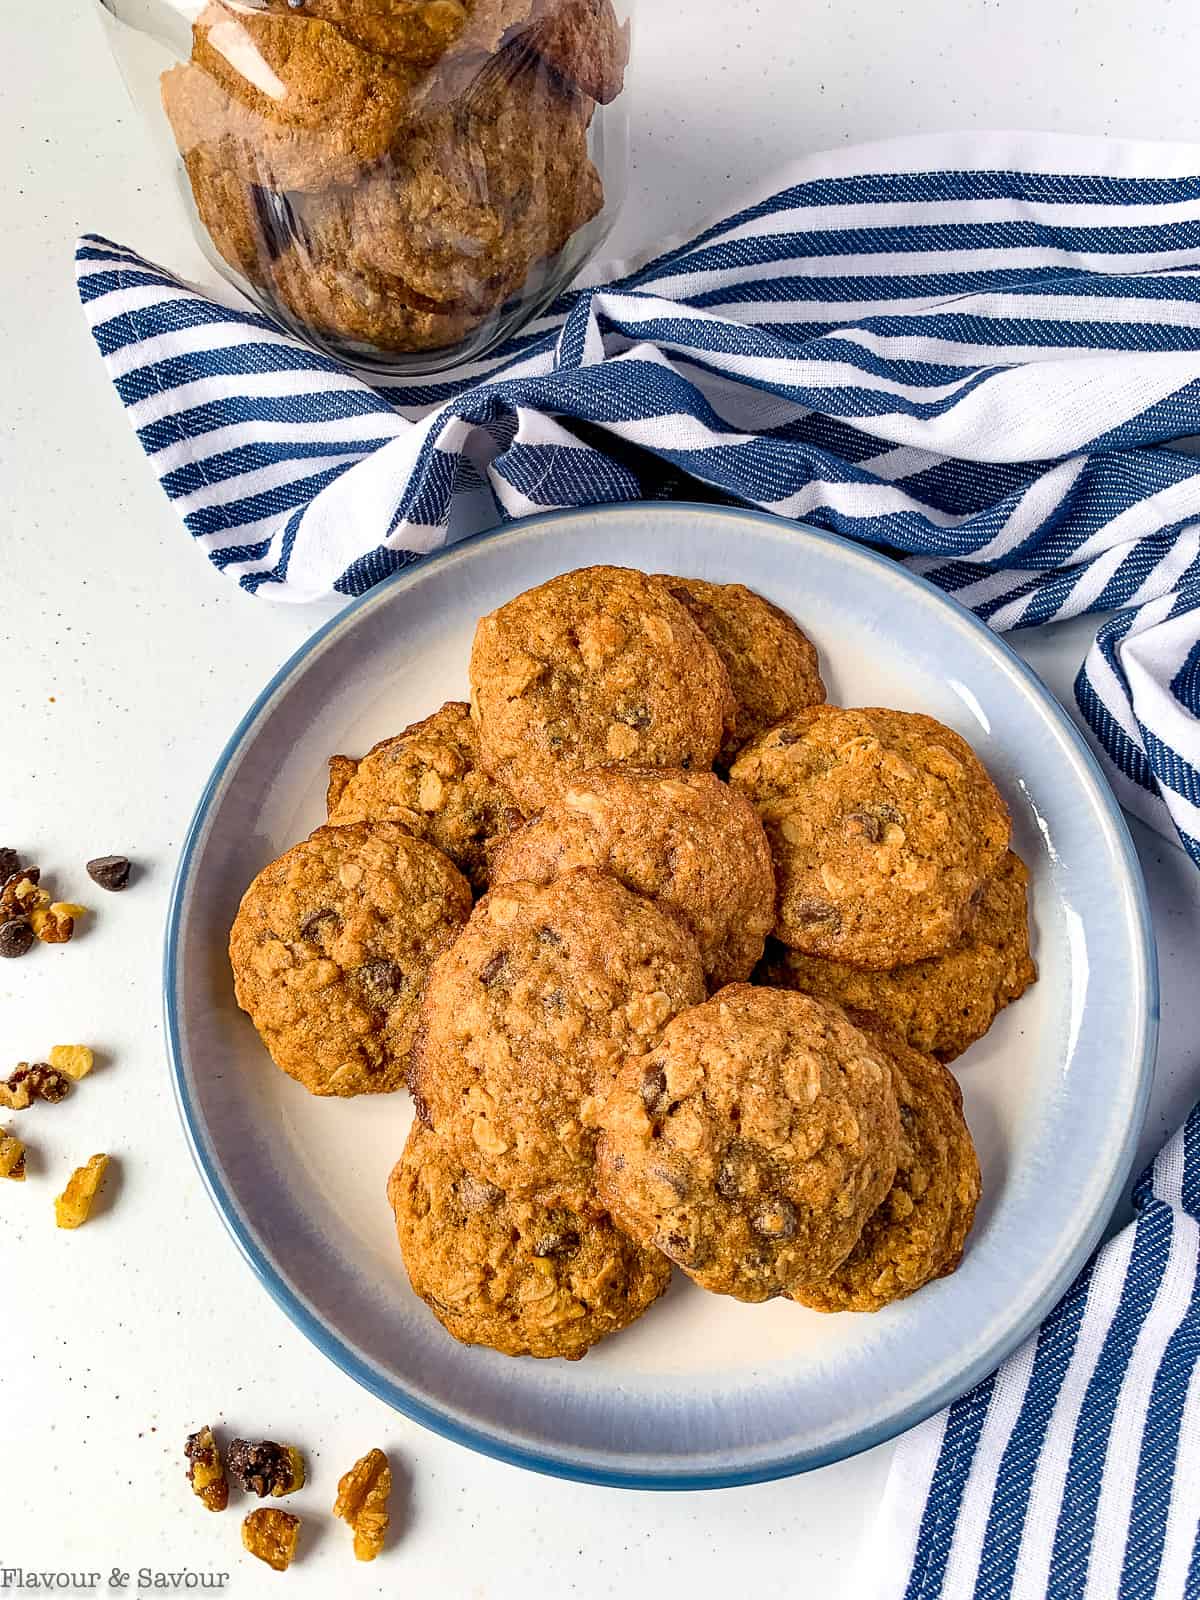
[31,901,86,945]
[0,1062,72,1109]
[185,1425,229,1512]
[48,1044,95,1081]
[228,1438,305,1498]
[55,1153,110,1228]
[242,1507,300,1572]
[0,1127,26,1181]
[332,1447,391,1562]
[0,869,46,921]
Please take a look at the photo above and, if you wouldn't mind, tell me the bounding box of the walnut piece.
[0,870,46,921]
[0,1063,72,1109]
[228,1438,305,1498]
[0,1128,26,1181]
[332,1447,391,1562]
[54,1154,110,1228]
[48,1044,95,1081]
[242,1508,300,1572]
[31,901,87,945]
[185,1425,229,1512]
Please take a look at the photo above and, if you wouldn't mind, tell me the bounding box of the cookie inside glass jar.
[159,0,628,363]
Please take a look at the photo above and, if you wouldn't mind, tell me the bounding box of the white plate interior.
[168,505,1155,1485]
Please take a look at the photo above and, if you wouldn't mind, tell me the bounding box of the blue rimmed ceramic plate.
[165,503,1157,1489]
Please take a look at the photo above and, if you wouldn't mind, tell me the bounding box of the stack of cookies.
[160,0,627,353]
[229,563,1037,1359]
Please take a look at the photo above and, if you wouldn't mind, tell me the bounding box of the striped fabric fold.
[76,133,1200,871]
[867,1105,1200,1600]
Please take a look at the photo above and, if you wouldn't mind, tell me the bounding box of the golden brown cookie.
[596,985,901,1301]
[656,576,826,766]
[469,567,733,812]
[523,0,630,104]
[729,707,1011,968]
[410,869,706,1195]
[229,822,472,1096]
[390,1124,671,1358]
[757,850,1037,1062]
[259,0,471,65]
[269,59,601,350]
[327,703,520,893]
[182,147,278,287]
[792,1031,980,1312]
[165,5,420,191]
[489,767,774,989]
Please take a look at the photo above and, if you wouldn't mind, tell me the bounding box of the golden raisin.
[54,1153,110,1228]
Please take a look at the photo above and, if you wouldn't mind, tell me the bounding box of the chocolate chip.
[715,1140,765,1201]
[752,1198,797,1240]
[0,920,33,960]
[0,849,20,883]
[86,855,132,892]
[479,951,508,987]
[532,1226,581,1258]
[640,1063,668,1117]
[354,960,404,1002]
[655,1227,708,1269]
[615,705,652,729]
[844,810,883,843]
[792,896,841,926]
[298,906,338,941]
[458,1174,502,1213]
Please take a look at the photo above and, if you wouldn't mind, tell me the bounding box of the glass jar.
[97,0,631,374]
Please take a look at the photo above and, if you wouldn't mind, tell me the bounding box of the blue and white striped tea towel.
[76,130,1200,873]
[78,131,1200,1596]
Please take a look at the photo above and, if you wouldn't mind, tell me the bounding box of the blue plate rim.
[163,502,1159,1491]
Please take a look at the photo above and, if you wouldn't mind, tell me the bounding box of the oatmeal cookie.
[245,52,601,351]
[181,147,278,286]
[390,1123,670,1357]
[656,576,826,765]
[490,766,774,989]
[229,822,472,1096]
[730,707,1010,968]
[259,0,472,65]
[596,985,901,1301]
[757,850,1036,1061]
[410,869,706,1195]
[328,703,520,892]
[469,567,732,812]
[523,0,629,104]
[793,1031,980,1312]
[164,5,420,191]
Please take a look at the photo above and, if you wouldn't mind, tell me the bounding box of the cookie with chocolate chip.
[410,869,706,1196]
[489,766,774,988]
[328,703,520,892]
[596,985,901,1301]
[390,1123,670,1358]
[229,822,472,1096]
[469,566,732,812]
[656,576,826,766]
[757,850,1036,1062]
[793,1029,980,1312]
[729,707,1010,968]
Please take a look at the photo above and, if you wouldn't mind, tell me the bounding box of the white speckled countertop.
[4,2,1200,1594]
